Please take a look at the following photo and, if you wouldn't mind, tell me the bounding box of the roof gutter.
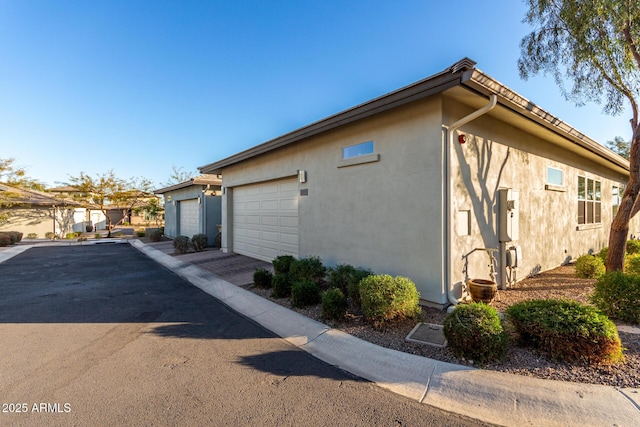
[445,94,498,306]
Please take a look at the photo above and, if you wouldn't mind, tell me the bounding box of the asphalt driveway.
[0,243,489,426]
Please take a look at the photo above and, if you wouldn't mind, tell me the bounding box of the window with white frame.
[613,185,624,217]
[578,176,601,225]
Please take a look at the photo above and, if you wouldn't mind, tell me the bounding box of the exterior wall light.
[298,170,307,183]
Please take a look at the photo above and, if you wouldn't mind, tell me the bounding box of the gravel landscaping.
[245,265,640,388]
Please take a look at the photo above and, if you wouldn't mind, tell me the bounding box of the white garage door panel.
[179,199,200,238]
[233,178,299,261]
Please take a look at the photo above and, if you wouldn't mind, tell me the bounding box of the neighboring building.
[199,57,639,306]
[47,185,160,229]
[154,175,222,244]
[0,183,83,237]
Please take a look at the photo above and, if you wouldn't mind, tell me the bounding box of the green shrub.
[253,268,273,289]
[575,254,605,279]
[322,288,348,320]
[272,255,296,274]
[290,256,326,285]
[271,273,293,298]
[625,253,640,275]
[94,233,101,239]
[173,236,190,254]
[45,232,55,240]
[591,271,640,324]
[5,231,23,243]
[148,228,163,242]
[0,233,11,247]
[65,232,76,239]
[27,233,38,239]
[347,268,373,306]
[359,274,421,321]
[443,303,509,363]
[627,240,640,255]
[191,234,208,252]
[136,231,145,237]
[291,280,321,308]
[327,264,355,294]
[597,247,608,262]
[506,299,623,364]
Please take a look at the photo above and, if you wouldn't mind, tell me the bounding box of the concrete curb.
[0,244,32,263]
[11,239,634,427]
[128,240,640,426]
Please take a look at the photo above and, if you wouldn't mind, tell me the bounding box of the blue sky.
[0,0,633,188]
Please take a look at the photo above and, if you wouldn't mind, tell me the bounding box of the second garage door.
[233,178,299,261]
[179,199,200,238]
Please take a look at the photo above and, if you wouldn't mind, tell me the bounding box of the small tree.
[519,0,640,272]
[136,197,163,226]
[67,171,128,237]
[0,157,45,224]
[162,165,195,187]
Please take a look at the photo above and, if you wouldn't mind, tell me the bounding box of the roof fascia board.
[199,70,466,174]
[463,69,629,171]
[154,176,221,194]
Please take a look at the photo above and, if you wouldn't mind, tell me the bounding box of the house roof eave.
[462,69,629,173]
[198,59,476,175]
[154,175,222,194]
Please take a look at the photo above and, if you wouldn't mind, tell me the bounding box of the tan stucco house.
[0,183,83,238]
[199,58,639,307]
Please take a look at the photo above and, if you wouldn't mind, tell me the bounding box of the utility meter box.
[499,189,519,242]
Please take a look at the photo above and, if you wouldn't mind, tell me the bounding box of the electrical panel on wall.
[499,189,519,242]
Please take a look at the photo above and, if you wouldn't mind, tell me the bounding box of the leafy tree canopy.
[162,165,195,187]
[607,136,631,159]
[519,0,640,272]
[0,158,45,190]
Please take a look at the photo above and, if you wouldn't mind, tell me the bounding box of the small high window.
[343,141,374,159]
[547,167,563,186]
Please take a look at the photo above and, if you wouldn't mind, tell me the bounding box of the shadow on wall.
[454,135,511,289]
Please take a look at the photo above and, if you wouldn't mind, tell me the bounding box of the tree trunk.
[606,125,640,271]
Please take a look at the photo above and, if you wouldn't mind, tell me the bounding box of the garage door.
[233,178,299,261]
[178,199,200,238]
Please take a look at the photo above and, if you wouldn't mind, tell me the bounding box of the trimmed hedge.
[191,234,208,252]
[443,303,508,363]
[359,274,421,321]
[322,288,348,320]
[173,236,190,254]
[271,273,293,298]
[591,271,640,324]
[575,254,605,279]
[253,268,273,289]
[291,280,321,308]
[347,268,373,306]
[290,256,326,285]
[506,299,623,364]
[272,255,296,274]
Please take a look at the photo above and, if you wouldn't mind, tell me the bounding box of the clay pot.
[467,279,498,303]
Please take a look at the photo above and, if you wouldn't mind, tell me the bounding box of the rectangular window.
[547,167,563,186]
[578,176,601,225]
[613,185,624,216]
[342,141,374,159]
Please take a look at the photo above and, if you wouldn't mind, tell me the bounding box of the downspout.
[446,94,497,306]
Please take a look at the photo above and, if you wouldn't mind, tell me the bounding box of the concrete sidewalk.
[125,240,640,427]
[2,241,639,426]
